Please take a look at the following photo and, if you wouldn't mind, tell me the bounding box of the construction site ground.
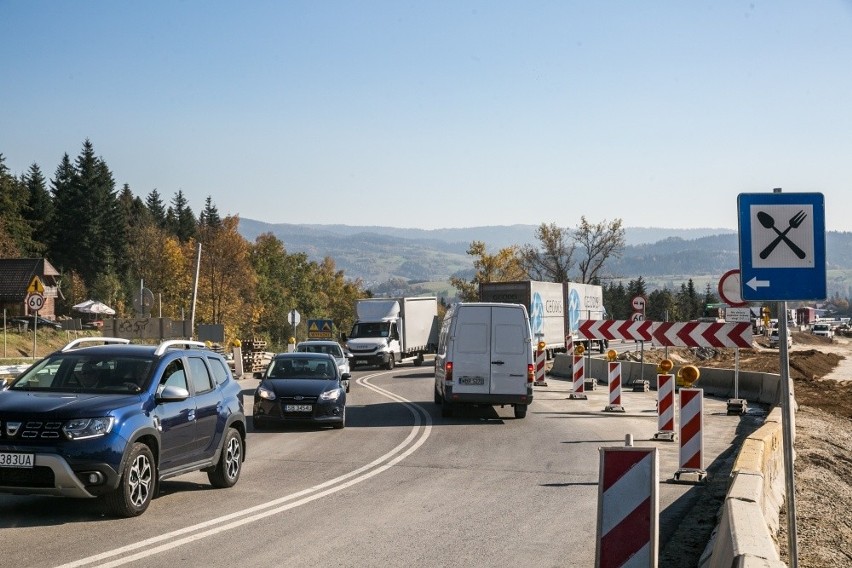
[619,331,851,567]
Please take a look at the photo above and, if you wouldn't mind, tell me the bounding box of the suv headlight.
[319,389,342,402]
[63,417,116,440]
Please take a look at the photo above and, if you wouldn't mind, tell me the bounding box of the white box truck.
[479,280,608,355]
[565,281,608,353]
[344,297,439,369]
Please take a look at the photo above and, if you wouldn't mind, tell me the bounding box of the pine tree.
[145,189,167,227]
[199,196,221,229]
[0,154,35,254]
[168,190,196,243]
[48,153,78,270]
[22,163,53,254]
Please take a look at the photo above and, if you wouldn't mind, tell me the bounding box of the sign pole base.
[568,392,587,400]
[604,404,625,413]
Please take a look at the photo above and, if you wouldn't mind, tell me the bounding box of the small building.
[0,258,61,319]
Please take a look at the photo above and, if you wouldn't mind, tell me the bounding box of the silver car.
[295,340,352,392]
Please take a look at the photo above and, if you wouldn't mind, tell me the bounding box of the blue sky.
[2,1,852,231]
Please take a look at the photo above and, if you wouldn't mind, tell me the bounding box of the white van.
[433,302,534,418]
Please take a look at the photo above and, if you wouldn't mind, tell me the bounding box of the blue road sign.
[738,192,826,301]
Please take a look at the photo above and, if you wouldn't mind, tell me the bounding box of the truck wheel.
[207,428,243,488]
[385,355,395,370]
[104,443,155,517]
[514,404,527,419]
[441,397,454,418]
[414,353,424,366]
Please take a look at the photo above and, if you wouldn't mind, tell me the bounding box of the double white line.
[58,371,432,568]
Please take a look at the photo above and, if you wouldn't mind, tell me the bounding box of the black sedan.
[253,352,348,429]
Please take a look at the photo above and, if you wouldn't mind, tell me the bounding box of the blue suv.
[0,338,246,517]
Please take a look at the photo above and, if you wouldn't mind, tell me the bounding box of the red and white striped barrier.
[596,447,659,568]
[604,361,625,412]
[675,388,706,482]
[569,354,586,399]
[565,334,574,355]
[579,319,654,342]
[653,374,676,441]
[534,346,547,386]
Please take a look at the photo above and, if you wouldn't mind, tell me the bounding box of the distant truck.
[344,297,439,369]
[479,280,608,355]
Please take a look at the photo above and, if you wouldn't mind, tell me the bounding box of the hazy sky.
[3,1,851,231]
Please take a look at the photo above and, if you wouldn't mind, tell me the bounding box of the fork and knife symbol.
[757,210,807,259]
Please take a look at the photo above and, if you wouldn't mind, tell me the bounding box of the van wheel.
[514,405,527,419]
[385,355,395,370]
[441,397,454,418]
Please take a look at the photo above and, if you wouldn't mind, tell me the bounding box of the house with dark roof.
[0,258,61,319]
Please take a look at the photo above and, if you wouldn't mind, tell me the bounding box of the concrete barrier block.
[727,471,764,504]
[709,499,780,568]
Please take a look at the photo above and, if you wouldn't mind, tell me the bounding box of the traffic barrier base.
[569,392,587,400]
[653,430,677,442]
[584,378,598,391]
[604,403,625,413]
[726,398,748,415]
[673,469,707,483]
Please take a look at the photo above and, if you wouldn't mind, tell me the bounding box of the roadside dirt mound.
[626,345,848,420]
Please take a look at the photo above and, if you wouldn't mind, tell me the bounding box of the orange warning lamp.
[575,344,585,356]
[677,365,700,387]
[538,341,547,351]
[658,359,674,373]
[606,349,618,361]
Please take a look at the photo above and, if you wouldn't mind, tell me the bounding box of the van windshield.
[349,322,389,339]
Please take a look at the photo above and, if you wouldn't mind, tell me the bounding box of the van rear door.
[452,305,492,396]
[489,306,529,396]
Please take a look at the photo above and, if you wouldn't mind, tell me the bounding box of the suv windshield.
[11,355,153,393]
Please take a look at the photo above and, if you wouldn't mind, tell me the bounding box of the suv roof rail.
[154,339,208,356]
[61,337,131,352]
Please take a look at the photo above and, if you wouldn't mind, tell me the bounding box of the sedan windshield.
[267,358,336,380]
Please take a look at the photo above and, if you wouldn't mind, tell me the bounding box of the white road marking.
[56,370,432,568]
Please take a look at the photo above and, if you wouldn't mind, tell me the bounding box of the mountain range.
[237,219,852,296]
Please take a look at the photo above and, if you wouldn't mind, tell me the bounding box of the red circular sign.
[718,269,748,307]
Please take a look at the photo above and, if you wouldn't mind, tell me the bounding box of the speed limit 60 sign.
[27,293,45,312]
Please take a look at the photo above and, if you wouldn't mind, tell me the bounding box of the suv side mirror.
[157,385,190,402]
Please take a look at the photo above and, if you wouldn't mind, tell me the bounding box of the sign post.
[738,190,826,568]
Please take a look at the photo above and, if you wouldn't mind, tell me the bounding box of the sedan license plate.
[0,452,34,468]
[458,376,485,386]
[285,404,312,413]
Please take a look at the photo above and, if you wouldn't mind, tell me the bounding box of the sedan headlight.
[319,389,342,402]
[63,417,115,440]
[257,385,276,400]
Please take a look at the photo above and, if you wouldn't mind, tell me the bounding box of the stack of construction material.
[241,339,268,373]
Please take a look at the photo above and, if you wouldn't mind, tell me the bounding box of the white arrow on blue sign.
[737,192,826,301]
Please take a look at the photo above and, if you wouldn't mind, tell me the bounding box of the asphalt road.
[0,362,762,567]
